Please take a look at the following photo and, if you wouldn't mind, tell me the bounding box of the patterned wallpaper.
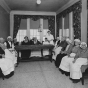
[56,0,82,40]
[87,0,88,45]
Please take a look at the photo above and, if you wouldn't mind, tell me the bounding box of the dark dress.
[55,40,68,67]
[21,41,31,59]
[0,47,5,78]
[0,47,5,58]
[5,41,12,49]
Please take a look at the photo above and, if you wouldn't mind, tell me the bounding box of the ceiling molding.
[0,0,11,13]
[56,0,79,14]
[10,11,56,16]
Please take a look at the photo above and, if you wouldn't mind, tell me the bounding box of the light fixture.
[36,0,41,4]
[38,24,42,32]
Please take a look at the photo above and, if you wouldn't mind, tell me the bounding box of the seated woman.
[52,36,68,60]
[0,38,15,78]
[43,38,50,45]
[52,37,61,53]
[4,36,17,65]
[13,38,19,46]
[55,38,73,68]
[21,36,31,59]
[29,37,42,57]
[1,38,17,65]
[69,42,88,83]
[30,37,41,45]
[4,36,13,49]
[59,39,81,75]
[54,37,61,47]
[43,38,50,56]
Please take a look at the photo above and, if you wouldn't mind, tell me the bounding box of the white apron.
[59,55,74,72]
[52,46,62,60]
[5,49,17,65]
[0,58,14,75]
[70,58,88,79]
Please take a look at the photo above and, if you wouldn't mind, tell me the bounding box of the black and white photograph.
[0,0,88,88]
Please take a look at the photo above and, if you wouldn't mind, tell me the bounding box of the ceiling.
[4,0,72,12]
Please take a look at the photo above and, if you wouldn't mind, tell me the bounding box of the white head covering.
[56,37,59,40]
[66,38,72,43]
[80,42,87,48]
[47,30,51,33]
[74,39,80,43]
[7,36,12,40]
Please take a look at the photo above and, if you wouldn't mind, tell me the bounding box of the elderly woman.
[21,36,32,59]
[42,38,50,56]
[0,38,17,65]
[59,39,81,75]
[69,42,88,83]
[4,36,13,49]
[54,37,61,47]
[0,38,15,78]
[52,37,68,60]
[55,38,73,68]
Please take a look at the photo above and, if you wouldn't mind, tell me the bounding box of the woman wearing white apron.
[52,37,67,60]
[0,38,14,78]
[59,39,81,75]
[70,42,88,83]
[55,38,73,68]
[43,38,50,56]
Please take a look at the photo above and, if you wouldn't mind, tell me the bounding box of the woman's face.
[8,38,12,42]
[24,37,28,41]
[75,41,80,46]
[47,31,50,35]
[81,45,87,50]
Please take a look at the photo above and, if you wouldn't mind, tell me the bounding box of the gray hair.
[0,38,4,43]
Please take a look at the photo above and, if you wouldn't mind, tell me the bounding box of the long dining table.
[15,44,54,63]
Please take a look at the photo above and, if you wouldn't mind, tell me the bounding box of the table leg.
[41,49,43,57]
[49,49,52,62]
[17,50,20,66]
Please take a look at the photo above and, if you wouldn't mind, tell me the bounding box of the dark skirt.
[4,71,14,79]
[21,50,31,59]
[55,53,67,67]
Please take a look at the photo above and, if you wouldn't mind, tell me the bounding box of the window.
[16,30,27,42]
[30,29,40,41]
[43,29,48,41]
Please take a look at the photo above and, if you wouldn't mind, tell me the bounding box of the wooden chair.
[81,65,88,85]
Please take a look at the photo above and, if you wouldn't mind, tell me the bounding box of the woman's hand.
[73,59,76,63]
[67,54,70,57]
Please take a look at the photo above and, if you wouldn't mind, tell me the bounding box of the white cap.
[7,36,12,39]
[80,42,87,48]
[74,39,80,43]
[66,38,71,43]
[47,30,51,33]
